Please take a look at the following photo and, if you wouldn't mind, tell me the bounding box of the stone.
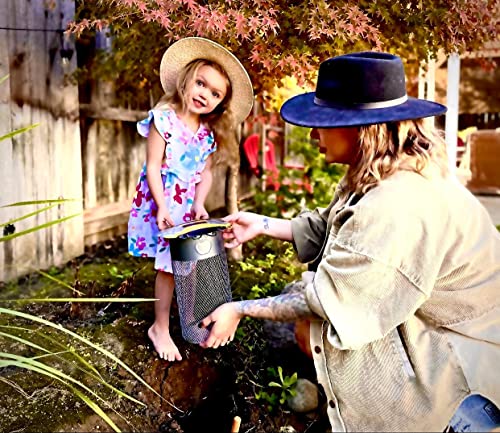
[286,378,319,413]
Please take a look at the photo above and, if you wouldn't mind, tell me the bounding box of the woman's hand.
[222,212,264,248]
[157,207,174,231]
[222,212,293,246]
[199,302,242,349]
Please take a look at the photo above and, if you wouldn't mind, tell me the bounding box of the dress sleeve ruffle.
[137,109,174,140]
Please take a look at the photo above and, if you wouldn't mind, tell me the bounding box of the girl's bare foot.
[148,323,182,361]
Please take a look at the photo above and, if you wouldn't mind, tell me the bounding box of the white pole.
[445,53,461,172]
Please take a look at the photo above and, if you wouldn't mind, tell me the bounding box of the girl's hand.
[199,302,242,349]
[157,207,174,231]
[191,202,209,220]
[222,212,263,248]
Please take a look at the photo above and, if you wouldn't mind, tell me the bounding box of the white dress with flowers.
[127,109,216,272]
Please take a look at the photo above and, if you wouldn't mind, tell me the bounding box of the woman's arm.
[146,125,173,229]
[191,155,213,219]
[200,291,317,349]
[222,212,293,248]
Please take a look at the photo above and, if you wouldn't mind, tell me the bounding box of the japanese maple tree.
[70,0,500,108]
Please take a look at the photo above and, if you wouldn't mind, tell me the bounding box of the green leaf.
[0,308,182,413]
[71,387,122,432]
[0,212,81,242]
[0,204,57,228]
[0,330,50,353]
[277,365,284,384]
[0,355,121,433]
[37,270,85,296]
[1,297,157,303]
[1,198,79,208]
[0,123,40,142]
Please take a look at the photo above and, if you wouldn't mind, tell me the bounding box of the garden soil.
[0,234,330,433]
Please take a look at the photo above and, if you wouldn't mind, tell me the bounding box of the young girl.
[128,37,253,362]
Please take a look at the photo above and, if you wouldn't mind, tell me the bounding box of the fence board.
[0,0,83,282]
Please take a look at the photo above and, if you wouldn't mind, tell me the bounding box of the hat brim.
[280,93,447,128]
[160,37,254,124]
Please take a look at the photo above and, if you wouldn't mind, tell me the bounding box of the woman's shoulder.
[353,170,474,227]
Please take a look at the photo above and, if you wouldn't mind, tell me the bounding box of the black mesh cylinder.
[170,230,232,344]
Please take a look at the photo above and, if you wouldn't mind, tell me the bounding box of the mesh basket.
[170,230,232,344]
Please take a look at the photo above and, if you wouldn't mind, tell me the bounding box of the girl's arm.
[146,125,174,229]
[191,155,213,220]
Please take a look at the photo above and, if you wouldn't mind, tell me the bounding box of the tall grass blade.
[37,270,85,296]
[0,212,81,242]
[0,330,50,353]
[1,199,78,208]
[71,387,122,432]
[0,325,144,406]
[0,123,39,142]
[0,355,121,432]
[2,298,157,303]
[0,204,57,228]
[0,307,183,412]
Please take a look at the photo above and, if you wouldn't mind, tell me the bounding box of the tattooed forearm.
[235,292,316,322]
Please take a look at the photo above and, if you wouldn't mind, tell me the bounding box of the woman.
[200,52,500,432]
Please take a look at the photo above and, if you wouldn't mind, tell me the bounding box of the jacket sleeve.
[290,181,350,264]
[291,206,329,264]
[304,200,439,350]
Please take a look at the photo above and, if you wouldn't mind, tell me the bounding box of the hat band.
[314,94,408,110]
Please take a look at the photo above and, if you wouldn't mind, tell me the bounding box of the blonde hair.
[347,119,449,194]
[155,59,236,164]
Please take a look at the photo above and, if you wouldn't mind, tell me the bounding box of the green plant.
[108,265,134,280]
[255,366,298,412]
[244,125,345,220]
[230,242,305,301]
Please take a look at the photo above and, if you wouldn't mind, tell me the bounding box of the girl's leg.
[148,271,182,361]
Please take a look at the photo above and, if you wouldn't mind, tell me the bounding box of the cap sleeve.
[137,109,174,141]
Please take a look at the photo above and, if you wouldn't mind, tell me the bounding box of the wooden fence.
[0,0,83,282]
[0,0,247,282]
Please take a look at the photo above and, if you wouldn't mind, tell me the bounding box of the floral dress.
[128,109,216,272]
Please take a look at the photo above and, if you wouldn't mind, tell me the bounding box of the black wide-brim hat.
[280,51,447,128]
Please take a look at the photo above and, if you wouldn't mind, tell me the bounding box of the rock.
[286,378,319,413]
[263,319,296,350]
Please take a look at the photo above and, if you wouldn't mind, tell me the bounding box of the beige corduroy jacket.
[291,170,500,432]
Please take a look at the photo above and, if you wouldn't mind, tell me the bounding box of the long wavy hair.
[154,59,236,164]
[347,119,449,194]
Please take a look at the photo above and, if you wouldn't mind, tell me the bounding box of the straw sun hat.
[281,51,447,128]
[159,37,254,124]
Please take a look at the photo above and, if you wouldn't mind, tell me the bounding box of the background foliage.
[70,0,500,109]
